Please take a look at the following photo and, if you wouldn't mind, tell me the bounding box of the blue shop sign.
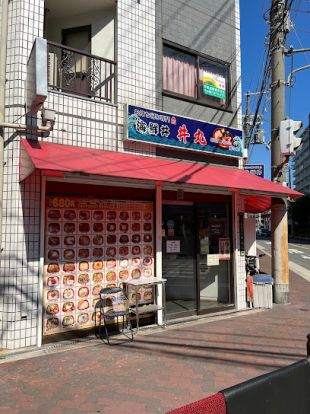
[125,105,243,158]
[244,164,265,178]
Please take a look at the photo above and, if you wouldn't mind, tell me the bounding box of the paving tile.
[0,253,309,413]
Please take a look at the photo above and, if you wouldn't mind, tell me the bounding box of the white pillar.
[232,191,247,310]
[37,175,46,347]
[155,182,163,324]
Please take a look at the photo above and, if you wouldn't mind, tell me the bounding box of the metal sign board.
[125,105,243,158]
[26,37,48,115]
[244,164,265,178]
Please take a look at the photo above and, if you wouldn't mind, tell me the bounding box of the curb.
[0,308,265,365]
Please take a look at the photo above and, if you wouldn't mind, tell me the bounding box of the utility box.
[252,275,273,309]
[279,119,303,155]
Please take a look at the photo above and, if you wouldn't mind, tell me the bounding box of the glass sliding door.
[162,201,234,321]
[162,204,197,319]
[197,203,233,313]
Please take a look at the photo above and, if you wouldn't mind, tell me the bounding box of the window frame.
[162,40,232,112]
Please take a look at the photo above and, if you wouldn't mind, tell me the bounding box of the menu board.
[43,196,154,335]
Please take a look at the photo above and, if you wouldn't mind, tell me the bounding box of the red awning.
[244,195,272,214]
[20,140,302,212]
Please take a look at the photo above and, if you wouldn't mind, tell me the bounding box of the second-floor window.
[163,43,231,110]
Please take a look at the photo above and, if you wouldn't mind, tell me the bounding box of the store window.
[163,46,197,98]
[163,43,231,110]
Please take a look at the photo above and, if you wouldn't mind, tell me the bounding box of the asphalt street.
[257,238,310,280]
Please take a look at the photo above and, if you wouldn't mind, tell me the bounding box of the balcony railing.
[47,41,116,103]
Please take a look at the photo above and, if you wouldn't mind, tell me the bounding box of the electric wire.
[291,8,310,12]
[292,23,310,63]
[297,27,310,34]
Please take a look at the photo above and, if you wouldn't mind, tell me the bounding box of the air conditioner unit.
[48,52,59,88]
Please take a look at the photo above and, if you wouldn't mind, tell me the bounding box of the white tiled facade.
[0,0,245,349]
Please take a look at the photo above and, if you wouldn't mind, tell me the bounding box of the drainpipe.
[0,122,54,133]
[0,0,9,257]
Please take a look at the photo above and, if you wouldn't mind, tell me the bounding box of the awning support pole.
[155,182,163,325]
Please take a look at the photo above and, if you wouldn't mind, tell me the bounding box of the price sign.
[166,240,180,253]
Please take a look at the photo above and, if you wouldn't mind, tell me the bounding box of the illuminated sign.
[125,105,243,158]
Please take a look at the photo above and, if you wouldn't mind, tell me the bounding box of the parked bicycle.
[245,253,265,307]
[245,253,265,276]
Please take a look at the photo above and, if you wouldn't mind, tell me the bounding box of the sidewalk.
[0,254,309,414]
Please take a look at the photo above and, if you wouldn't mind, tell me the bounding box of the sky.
[240,0,310,181]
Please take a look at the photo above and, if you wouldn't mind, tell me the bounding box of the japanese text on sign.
[244,164,264,178]
[166,240,180,253]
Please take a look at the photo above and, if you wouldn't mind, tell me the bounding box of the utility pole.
[270,0,290,304]
[242,91,251,165]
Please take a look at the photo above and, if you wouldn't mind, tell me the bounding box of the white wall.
[244,217,257,256]
[46,8,115,60]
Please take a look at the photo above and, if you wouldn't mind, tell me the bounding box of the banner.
[203,71,226,100]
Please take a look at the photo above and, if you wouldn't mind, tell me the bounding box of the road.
[257,238,310,282]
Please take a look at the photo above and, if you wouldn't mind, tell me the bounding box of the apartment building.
[0,0,299,350]
[293,115,310,195]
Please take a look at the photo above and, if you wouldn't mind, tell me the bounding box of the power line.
[290,8,310,12]
[292,24,310,63]
[297,27,310,34]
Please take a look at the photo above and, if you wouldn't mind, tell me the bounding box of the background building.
[293,114,310,195]
[290,115,310,238]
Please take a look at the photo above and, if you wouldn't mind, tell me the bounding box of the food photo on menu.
[78,273,90,284]
[64,210,76,220]
[62,315,74,328]
[48,210,61,220]
[93,210,103,220]
[47,290,59,301]
[63,274,75,286]
[64,235,75,246]
[79,235,90,246]
[48,236,61,247]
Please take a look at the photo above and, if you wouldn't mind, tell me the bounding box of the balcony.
[44,0,116,103]
[47,41,116,103]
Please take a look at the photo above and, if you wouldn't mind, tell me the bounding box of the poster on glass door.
[43,196,154,335]
[219,238,230,260]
